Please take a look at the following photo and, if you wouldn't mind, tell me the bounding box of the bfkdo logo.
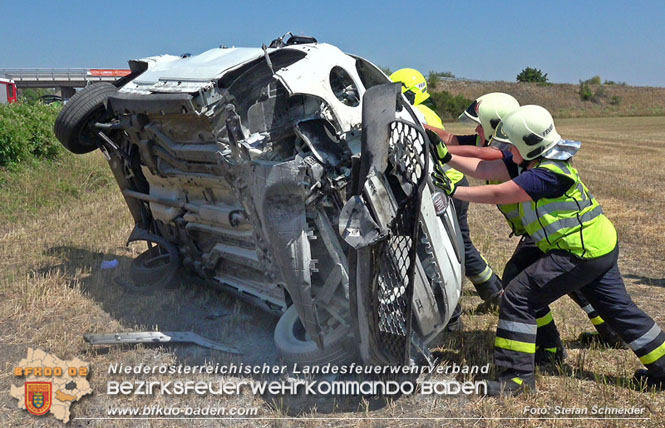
[10,348,93,423]
[25,382,52,416]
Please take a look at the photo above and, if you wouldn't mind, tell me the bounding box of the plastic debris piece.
[100,259,119,270]
[83,331,241,354]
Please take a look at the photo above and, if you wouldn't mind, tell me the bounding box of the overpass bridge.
[0,69,129,98]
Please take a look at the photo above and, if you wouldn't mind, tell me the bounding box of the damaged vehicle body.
[55,34,464,365]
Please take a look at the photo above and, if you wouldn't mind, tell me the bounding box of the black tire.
[273,305,357,366]
[54,82,117,154]
[129,244,179,287]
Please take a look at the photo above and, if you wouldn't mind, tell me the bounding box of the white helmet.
[494,105,562,160]
[458,92,519,141]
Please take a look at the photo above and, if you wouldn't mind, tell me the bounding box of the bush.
[18,88,56,104]
[610,95,622,105]
[516,67,548,83]
[427,71,456,90]
[579,80,611,103]
[592,85,607,103]
[430,91,473,120]
[584,76,602,85]
[0,102,63,168]
[427,71,440,89]
[579,81,593,101]
[436,71,455,78]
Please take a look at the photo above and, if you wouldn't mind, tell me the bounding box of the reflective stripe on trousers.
[496,245,665,376]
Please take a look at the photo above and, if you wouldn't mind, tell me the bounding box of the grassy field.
[1,116,664,427]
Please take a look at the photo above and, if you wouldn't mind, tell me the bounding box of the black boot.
[578,324,625,348]
[535,337,567,367]
[634,369,665,390]
[475,288,503,314]
[445,303,464,332]
[445,316,464,332]
[485,371,536,397]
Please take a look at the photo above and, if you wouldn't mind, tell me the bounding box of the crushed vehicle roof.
[131,47,269,86]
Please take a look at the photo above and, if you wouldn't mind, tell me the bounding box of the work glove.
[431,163,456,196]
[425,129,451,164]
[434,141,452,164]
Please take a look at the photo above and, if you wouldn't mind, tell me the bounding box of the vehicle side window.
[7,84,14,98]
[329,67,359,107]
[355,58,389,90]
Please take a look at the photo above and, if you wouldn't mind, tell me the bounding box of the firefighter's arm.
[448,145,504,160]
[453,180,532,204]
[424,124,461,145]
[447,155,511,182]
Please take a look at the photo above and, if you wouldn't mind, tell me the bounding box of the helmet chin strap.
[517,158,534,175]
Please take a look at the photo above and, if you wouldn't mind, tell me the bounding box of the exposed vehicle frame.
[54,34,464,366]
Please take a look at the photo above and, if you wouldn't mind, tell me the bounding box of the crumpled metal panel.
[120,48,268,94]
[349,83,464,364]
[274,44,364,133]
[339,195,387,249]
[136,47,267,83]
[218,154,323,348]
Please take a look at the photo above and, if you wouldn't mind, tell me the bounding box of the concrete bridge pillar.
[58,87,76,99]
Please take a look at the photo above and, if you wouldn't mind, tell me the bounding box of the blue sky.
[2,0,664,86]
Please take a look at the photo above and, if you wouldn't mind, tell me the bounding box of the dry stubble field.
[0,116,664,427]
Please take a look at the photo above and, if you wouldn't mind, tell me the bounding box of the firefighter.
[390,69,504,310]
[432,104,665,395]
[428,93,567,361]
[429,93,624,361]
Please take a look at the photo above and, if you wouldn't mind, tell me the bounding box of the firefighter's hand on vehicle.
[435,141,452,164]
[432,163,456,196]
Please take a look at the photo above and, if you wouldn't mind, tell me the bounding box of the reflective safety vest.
[417,104,465,184]
[416,104,444,130]
[474,134,484,147]
[518,159,617,258]
[486,139,525,235]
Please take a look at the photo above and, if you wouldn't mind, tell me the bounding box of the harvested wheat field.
[1,116,664,427]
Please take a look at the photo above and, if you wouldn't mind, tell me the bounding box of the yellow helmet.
[390,68,430,105]
[494,105,562,160]
[459,93,520,142]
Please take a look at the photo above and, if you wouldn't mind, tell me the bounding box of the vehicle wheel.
[274,305,357,365]
[54,82,117,154]
[129,243,179,287]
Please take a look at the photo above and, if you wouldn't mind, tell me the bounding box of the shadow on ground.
[434,328,654,393]
[43,245,278,364]
[624,274,665,288]
[41,245,394,415]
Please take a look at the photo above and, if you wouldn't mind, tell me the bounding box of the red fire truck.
[0,78,18,104]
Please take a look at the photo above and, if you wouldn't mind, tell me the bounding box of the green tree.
[516,67,548,83]
[18,88,56,103]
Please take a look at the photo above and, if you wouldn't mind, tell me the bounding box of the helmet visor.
[458,100,481,124]
[493,120,511,143]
